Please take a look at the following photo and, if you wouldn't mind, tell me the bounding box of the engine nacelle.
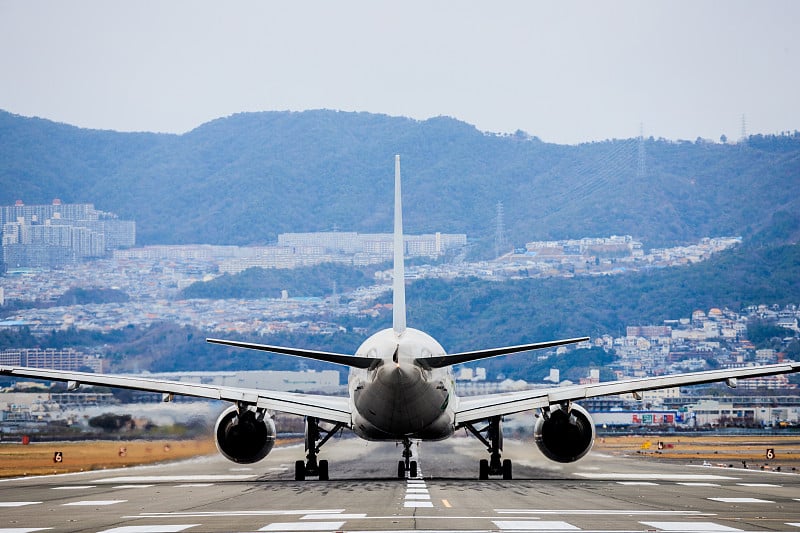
[214,405,276,464]
[534,403,595,463]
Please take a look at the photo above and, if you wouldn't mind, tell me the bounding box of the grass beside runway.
[594,434,800,470]
[0,438,218,478]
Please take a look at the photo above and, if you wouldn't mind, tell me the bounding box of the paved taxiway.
[2,436,799,532]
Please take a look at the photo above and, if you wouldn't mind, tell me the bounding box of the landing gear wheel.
[410,460,418,479]
[318,459,329,481]
[295,460,306,481]
[502,459,512,480]
[479,459,489,480]
[398,460,406,479]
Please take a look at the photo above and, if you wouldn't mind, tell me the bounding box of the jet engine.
[534,403,595,463]
[214,405,276,464]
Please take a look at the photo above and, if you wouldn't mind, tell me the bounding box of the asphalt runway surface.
[2,436,799,532]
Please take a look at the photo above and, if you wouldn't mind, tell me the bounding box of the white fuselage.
[348,327,456,441]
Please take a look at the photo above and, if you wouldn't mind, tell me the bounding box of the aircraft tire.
[410,460,418,478]
[502,459,512,480]
[319,459,329,481]
[479,459,489,480]
[295,460,306,481]
[397,460,406,479]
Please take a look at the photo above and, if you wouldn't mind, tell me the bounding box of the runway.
[2,436,799,532]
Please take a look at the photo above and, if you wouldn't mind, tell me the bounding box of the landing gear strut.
[463,416,512,479]
[295,416,344,481]
[397,438,418,479]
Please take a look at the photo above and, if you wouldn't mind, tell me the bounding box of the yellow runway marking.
[442,499,452,508]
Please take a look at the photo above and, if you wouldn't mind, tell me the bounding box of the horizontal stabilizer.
[206,338,380,369]
[415,336,589,369]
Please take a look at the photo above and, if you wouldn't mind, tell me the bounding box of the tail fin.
[393,155,407,336]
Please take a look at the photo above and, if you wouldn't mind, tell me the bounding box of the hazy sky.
[0,1,797,144]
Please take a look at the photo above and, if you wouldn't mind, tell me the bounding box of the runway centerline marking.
[51,485,96,490]
[0,501,41,507]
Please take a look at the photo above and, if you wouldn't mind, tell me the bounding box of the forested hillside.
[2,109,798,253]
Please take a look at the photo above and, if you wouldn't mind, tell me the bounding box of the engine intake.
[214,405,276,464]
[534,403,595,463]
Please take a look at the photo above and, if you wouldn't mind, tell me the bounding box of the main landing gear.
[463,416,512,480]
[295,416,345,481]
[397,438,418,479]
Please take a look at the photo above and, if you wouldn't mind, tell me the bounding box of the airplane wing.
[0,365,352,424]
[416,336,589,369]
[206,338,379,369]
[454,361,800,424]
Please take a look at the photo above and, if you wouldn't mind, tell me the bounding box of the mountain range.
[2,109,798,253]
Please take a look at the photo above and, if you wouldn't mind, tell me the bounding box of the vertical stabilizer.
[393,155,407,336]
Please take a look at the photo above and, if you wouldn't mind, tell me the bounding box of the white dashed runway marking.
[0,501,41,507]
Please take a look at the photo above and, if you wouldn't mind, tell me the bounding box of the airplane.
[2,155,800,481]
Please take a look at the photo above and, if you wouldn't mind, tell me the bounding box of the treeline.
[180,263,380,299]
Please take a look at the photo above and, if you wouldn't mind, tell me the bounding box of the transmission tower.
[637,123,647,179]
[494,201,507,258]
[740,114,748,143]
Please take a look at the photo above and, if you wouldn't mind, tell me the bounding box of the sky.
[0,0,797,145]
